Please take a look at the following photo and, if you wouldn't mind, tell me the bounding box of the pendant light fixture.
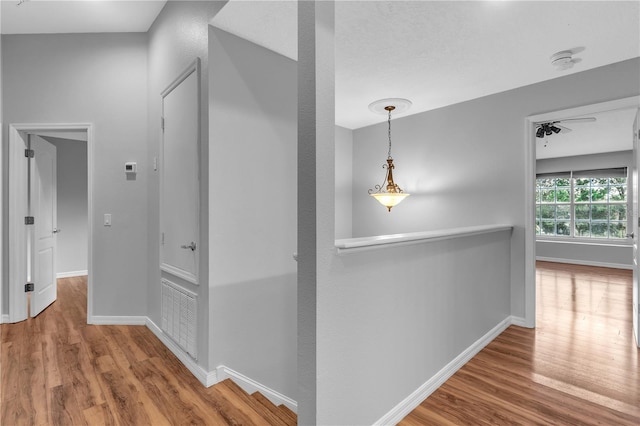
[367,98,411,212]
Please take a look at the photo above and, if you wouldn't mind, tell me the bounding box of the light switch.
[104,214,112,226]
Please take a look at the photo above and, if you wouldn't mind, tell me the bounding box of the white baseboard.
[57,270,88,279]
[510,315,529,328]
[89,315,147,325]
[216,365,297,413]
[536,256,633,270]
[145,318,217,387]
[374,316,512,426]
[144,320,297,411]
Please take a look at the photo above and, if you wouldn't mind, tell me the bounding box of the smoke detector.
[550,50,581,71]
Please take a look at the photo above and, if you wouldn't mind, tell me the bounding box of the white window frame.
[536,170,630,243]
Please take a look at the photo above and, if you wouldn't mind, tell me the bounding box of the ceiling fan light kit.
[367,98,412,212]
[536,117,597,147]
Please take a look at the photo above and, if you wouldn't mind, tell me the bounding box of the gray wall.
[297,3,328,421]
[537,150,632,174]
[351,58,640,320]
[147,0,224,371]
[335,125,353,239]
[536,240,631,269]
[209,28,297,400]
[536,150,633,268]
[1,29,3,318]
[310,57,640,423]
[45,136,88,275]
[2,33,148,317]
[321,231,512,425]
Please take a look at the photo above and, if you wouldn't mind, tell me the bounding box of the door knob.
[53,228,61,234]
[180,242,196,251]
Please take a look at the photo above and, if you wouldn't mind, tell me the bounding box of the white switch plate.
[104,214,112,226]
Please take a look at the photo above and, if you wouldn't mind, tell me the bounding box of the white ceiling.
[0,0,166,34]
[212,0,640,129]
[535,108,636,160]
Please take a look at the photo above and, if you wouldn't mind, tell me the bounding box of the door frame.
[159,58,201,285]
[7,123,94,323]
[523,96,640,328]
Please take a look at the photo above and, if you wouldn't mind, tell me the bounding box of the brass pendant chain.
[386,105,395,159]
[387,108,392,159]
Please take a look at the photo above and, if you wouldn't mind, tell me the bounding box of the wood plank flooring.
[400,261,640,425]
[0,276,295,426]
[3,263,638,425]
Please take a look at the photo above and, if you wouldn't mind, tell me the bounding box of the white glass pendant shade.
[368,157,410,212]
[367,100,411,212]
[370,192,410,211]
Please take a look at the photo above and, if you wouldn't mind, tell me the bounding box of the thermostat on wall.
[125,162,137,174]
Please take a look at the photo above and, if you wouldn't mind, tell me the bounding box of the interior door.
[160,60,200,284]
[31,137,58,316]
[632,109,639,347]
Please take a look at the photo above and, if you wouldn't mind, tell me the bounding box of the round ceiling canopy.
[368,98,413,115]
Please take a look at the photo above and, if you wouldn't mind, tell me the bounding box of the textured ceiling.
[213,0,640,129]
[1,0,166,34]
[335,1,640,129]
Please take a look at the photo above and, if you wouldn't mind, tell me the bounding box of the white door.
[31,137,58,316]
[160,61,200,284]
[633,109,639,347]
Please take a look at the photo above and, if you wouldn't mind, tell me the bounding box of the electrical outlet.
[104,214,112,226]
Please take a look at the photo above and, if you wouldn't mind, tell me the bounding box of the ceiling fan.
[535,117,596,138]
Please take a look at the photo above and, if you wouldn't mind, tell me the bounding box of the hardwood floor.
[0,276,296,426]
[3,264,638,425]
[399,261,640,425]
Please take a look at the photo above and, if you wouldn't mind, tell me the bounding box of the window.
[536,168,628,240]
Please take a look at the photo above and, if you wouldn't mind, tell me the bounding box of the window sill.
[335,224,513,254]
[536,237,632,248]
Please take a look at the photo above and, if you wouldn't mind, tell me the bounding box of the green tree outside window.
[536,175,628,239]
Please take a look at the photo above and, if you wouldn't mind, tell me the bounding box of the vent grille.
[161,279,197,359]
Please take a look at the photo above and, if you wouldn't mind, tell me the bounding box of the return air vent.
[161,279,197,359]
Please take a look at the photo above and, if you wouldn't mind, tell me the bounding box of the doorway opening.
[7,124,94,323]
[524,97,639,338]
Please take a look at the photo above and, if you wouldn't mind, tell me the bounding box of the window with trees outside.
[536,168,628,240]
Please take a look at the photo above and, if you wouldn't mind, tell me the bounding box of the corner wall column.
[298,1,335,423]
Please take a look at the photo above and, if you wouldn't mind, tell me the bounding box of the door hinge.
[25,216,35,225]
[161,232,165,245]
[25,283,34,292]
[161,116,165,131]
[25,149,34,158]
